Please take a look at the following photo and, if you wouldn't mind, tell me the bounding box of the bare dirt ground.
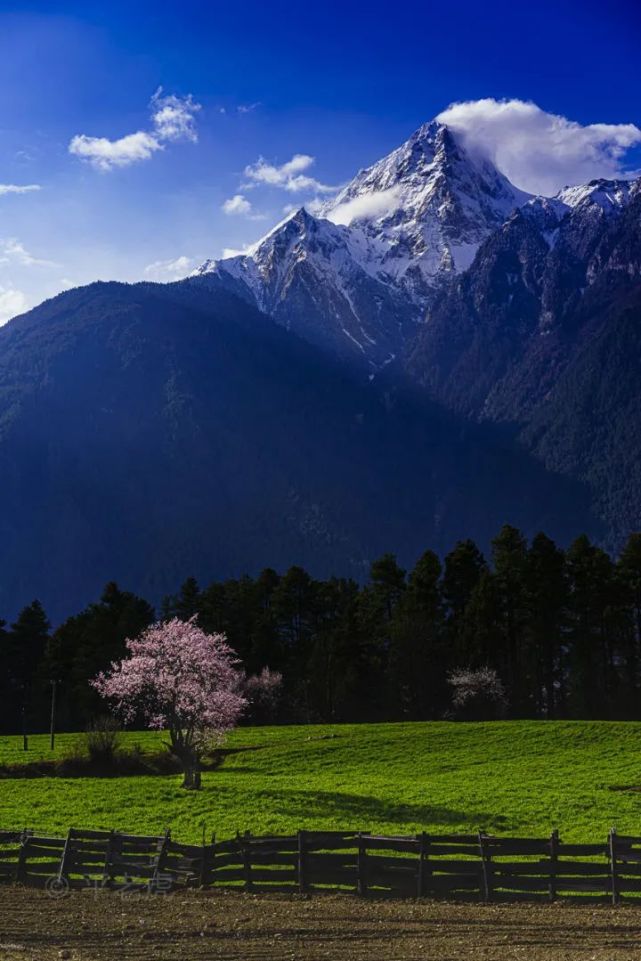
[2,886,641,960]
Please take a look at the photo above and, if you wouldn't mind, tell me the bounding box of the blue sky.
[0,0,639,321]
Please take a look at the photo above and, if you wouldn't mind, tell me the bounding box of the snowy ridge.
[557,178,637,213]
[320,120,531,292]
[195,117,638,368]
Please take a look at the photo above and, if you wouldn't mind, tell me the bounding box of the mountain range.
[0,116,639,619]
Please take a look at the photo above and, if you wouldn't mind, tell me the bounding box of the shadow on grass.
[249,787,511,832]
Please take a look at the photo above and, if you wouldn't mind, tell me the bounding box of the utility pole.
[22,702,28,751]
[50,679,58,751]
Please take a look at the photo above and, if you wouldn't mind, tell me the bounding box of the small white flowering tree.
[92,616,247,789]
[447,667,507,721]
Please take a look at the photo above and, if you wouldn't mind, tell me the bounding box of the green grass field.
[1,721,641,843]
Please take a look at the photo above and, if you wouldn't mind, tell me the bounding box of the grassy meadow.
[1,721,641,843]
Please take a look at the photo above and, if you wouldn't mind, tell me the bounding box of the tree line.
[3,525,641,734]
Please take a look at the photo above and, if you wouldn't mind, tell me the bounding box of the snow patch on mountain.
[199,119,641,369]
[557,179,636,213]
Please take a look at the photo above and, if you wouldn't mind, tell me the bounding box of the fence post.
[151,829,171,891]
[548,829,559,901]
[298,830,307,894]
[57,828,74,884]
[609,827,619,906]
[200,832,214,889]
[102,830,116,889]
[357,832,368,897]
[242,831,253,892]
[416,832,427,898]
[478,831,492,902]
[16,829,29,884]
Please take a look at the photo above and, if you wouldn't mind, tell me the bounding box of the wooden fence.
[2,827,641,902]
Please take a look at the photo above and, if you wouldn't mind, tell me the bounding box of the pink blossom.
[91,617,247,759]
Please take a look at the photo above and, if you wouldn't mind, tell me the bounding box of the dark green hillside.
[0,279,593,620]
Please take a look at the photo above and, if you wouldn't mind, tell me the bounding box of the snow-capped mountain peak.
[196,118,533,366]
[321,120,531,284]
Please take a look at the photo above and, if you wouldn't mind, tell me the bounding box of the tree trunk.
[181,755,201,790]
[170,741,202,791]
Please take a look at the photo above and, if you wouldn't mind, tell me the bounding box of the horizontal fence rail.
[0,827,638,902]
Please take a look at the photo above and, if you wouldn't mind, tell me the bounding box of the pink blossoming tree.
[92,616,247,789]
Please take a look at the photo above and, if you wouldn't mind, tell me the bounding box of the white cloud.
[437,98,641,196]
[0,285,28,325]
[69,90,201,172]
[0,183,41,196]
[0,238,57,267]
[222,194,253,215]
[69,130,162,171]
[326,186,402,226]
[144,255,194,281]
[221,193,266,220]
[243,154,335,193]
[221,245,251,259]
[237,102,261,114]
[150,88,200,143]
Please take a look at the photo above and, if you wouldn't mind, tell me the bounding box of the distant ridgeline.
[2,525,641,732]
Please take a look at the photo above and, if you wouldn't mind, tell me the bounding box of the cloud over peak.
[69,90,201,172]
[243,154,335,194]
[437,98,641,196]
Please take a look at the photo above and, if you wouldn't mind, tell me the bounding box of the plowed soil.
[2,886,641,960]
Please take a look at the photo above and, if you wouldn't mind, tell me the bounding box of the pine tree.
[169,576,202,621]
[442,539,487,663]
[492,526,530,715]
[8,600,50,733]
[615,533,641,715]
[388,550,446,718]
[525,533,568,717]
[566,535,616,717]
[46,583,154,728]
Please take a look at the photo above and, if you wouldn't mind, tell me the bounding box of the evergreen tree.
[0,618,11,732]
[457,569,502,673]
[388,550,446,718]
[163,576,201,621]
[525,533,568,717]
[442,539,487,662]
[617,533,641,714]
[367,553,407,622]
[7,600,50,733]
[492,526,530,715]
[306,577,364,721]
[46,583,154,728]
[566,536,616,717]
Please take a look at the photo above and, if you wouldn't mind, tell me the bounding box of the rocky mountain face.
[197,208,416,369]
[194,115,641,546]
[405,177,641,545]
[197,121,530,369]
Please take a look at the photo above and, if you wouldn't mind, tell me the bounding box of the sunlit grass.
[1,722,640,843]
